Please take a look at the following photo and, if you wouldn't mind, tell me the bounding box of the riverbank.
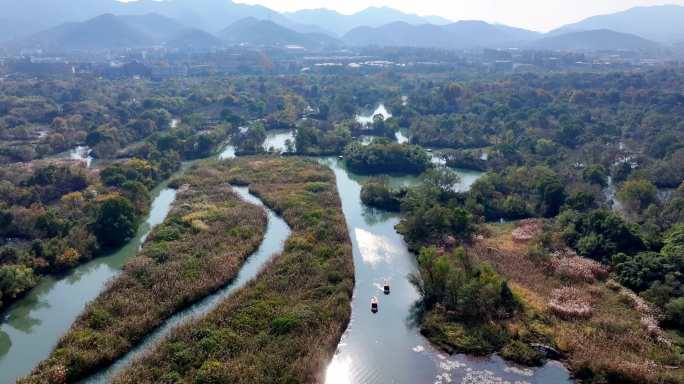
[112,157,354,384]
[20,162,268,383]
[420,220,684,383]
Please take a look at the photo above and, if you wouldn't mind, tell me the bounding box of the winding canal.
[1,124,573,383]
[83,186,290,383]
[321,158,572,384]
[0,181,177,383]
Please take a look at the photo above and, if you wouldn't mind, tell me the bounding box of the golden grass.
[112,157,354,384]
[471,221,684,383]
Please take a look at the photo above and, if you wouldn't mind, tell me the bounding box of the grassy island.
[21,162,268,383]
[112,157,354,384]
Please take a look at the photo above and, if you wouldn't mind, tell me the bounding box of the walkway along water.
[83,186,291,383]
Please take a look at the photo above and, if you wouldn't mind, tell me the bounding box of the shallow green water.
[0,182,177,383]
[83,185,290,383]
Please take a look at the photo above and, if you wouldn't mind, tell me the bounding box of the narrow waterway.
[321,158,573,384]
[263,129,295,153]
[83,186,291,383]
[0,182,177,383]
[3,126,574,383]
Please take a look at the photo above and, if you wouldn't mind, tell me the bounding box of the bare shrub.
[551,249,608,282]
[511,219,542,242]
[549,287,593,319]
[617,284,670,345]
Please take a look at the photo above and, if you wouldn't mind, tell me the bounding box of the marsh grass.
[20,163,268,383]
[471,222,684,383]
[112,157,354,384]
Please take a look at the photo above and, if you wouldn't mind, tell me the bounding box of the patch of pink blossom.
[511,219,542,242]
[551,249,608,282]
[549,286,593,319]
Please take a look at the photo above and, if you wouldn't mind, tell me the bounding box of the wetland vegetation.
[112,157,353,384]
[1,67,683,383]
[20,162,268,383]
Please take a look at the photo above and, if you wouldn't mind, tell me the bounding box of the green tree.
[0,265,37,303]
[665,298,684,327]
[583,165,608,187]
[536,174,566,217]
[618,179,657,213]
[93,196,138,248]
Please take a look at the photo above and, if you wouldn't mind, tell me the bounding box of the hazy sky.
[235,0,684,31]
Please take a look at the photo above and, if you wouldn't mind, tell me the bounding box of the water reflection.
[84,186,291,383]
[356,104,392,126]
[355,228,403,266]
[326,355,353,384]
[322,157,571,384]
[0,330,10,358]
[0,183,177,383]
[263,129,295,153]
[219,143,236,160]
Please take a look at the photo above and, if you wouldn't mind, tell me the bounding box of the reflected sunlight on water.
[355,228,403,266]
[326,355,353,384]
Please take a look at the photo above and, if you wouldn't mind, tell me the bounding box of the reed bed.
[112,157,354,384]
[21,162,268,383]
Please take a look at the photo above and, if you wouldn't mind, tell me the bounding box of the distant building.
[493,60,513,72]
[513,63,535,72]
[9,59,74,77]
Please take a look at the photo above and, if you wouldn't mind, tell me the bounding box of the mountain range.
[2,1,683,53]
[218,17,340,49]
[530,29,662,52]
[12,13,340,51]
[343,21,543,49]
[550,5,684,44]
[284,6,452,36]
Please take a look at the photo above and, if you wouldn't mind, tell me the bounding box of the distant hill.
[23,14,156,50]
[285,6,452,36]
[551,5,684,44]
[343,20,540,49]
[219,18,340,49]
[166,28,223,50]
[494,24,543,42]
[0,0,330,38]
[530,29,661,52]
[117,13,186,42]
[16,13,211,51]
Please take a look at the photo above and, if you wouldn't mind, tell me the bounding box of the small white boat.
[383,280,390,295]
[371,296,379,313]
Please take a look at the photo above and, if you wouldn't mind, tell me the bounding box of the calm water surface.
[0,182,177,383]
[2,128,574,383]
[84,185,290,383]
[263,129,295,153]
[321,158,573,384]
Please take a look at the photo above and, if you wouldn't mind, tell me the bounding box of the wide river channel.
[0,126,573,383]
